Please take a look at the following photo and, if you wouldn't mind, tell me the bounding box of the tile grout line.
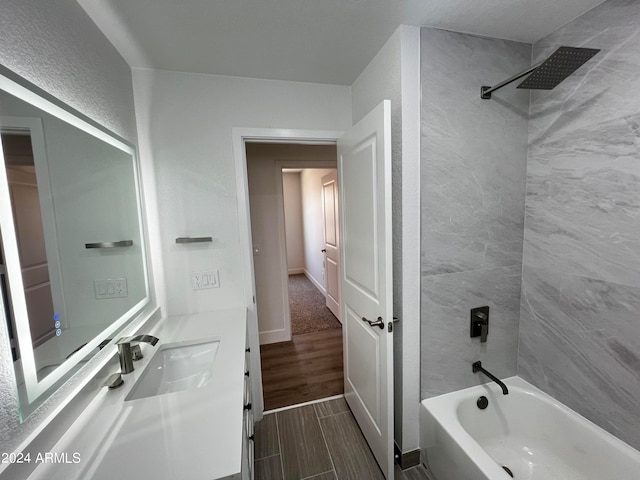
[299,470,336,480]
[316,407,352,420]
[275,412,286,480]
[316,403,339,480]
[255,452,281,462]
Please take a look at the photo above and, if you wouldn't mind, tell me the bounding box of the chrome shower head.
[517,46,600,90]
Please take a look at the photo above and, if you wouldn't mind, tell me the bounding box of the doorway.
[245,144,344,410]
[234,108,394,478]
[0,131,56,362]
[282,168,341,336]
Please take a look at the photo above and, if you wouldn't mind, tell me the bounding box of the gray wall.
[420,28,530,398]
[0,0,137,456]
[0,0,137,142]
[518,0,640,450]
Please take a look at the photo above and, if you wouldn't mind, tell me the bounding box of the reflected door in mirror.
[0,133,56,358]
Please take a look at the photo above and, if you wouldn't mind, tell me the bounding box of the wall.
[282,173,305,273]
[301,168,336,291]
[0,0,140,460]
[420,29,530,398]
[351,25,422,454]
[0,0,136,142]
[518,0,640,449]
[132,69,350,318]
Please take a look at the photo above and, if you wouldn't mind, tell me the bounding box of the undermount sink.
[125,338,220,401]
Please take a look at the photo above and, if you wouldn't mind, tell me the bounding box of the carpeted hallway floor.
[288,274,341,335]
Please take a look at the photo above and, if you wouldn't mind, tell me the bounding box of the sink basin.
[125,338,220,401]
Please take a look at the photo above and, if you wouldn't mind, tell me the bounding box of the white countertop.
[27,307,247,480]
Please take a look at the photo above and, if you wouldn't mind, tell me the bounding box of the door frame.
[232,128,344,420]
[0,117,68,362]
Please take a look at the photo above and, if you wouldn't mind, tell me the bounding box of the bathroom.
[0,0,639,479]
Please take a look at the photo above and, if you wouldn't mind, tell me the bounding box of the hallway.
[260,328,343,411]
[288,274,341,335]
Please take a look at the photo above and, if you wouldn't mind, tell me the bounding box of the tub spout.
[472,361,509,395]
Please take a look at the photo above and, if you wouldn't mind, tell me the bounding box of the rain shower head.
[481,46,600,99]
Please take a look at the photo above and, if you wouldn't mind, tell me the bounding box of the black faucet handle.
[470,306,490,343]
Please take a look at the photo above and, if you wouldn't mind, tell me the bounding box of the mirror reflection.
[0,75,150,419]
[1,132,60,367]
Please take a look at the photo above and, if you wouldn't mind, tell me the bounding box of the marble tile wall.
[519,0,640,450]
[420,28,530,398]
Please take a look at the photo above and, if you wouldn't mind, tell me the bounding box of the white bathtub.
[420,377,640,480]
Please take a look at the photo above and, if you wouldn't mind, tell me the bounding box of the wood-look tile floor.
[254,397,431,480]
[260,328,343,411]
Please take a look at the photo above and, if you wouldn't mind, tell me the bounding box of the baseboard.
[288,268,305,275]
[394,442,421,470]
[259,329,290,345]
[303,269,326,295]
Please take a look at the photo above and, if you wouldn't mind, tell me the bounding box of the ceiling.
[78,0,606,86]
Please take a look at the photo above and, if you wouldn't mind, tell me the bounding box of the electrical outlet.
[191,270,220,290]
[94,278,128,299]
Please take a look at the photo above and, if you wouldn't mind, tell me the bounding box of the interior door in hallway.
[338,100,393,479]
[321,170,341,322]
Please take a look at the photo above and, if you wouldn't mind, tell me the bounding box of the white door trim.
[232,127,344,421]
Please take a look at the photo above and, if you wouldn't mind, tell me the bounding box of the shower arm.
[481,61,543,99]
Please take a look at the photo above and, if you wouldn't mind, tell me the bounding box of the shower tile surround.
[519,0,640,449]
[420,29,530,398]
[421,0,640,451]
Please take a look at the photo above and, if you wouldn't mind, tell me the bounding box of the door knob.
[321,249,327,253]
[362,316,384,329]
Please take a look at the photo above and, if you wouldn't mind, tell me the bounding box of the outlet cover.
[94,278,128,299]
[192,270,220,290]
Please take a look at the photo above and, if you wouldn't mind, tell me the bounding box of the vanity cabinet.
[241,340,255,479]
[20,308,253,480]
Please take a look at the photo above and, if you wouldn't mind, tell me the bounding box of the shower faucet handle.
[470,306,490,343]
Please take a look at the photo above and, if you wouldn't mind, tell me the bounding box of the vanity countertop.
[27,307,248,480]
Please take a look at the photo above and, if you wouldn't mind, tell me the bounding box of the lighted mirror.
[0,69,150,420]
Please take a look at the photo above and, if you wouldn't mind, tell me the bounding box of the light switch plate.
[192,270,220,290]
[94,278,128,299]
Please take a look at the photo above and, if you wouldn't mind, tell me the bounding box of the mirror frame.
[0,66,151,414]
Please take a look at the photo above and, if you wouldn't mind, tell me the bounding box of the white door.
[321,170,341,322]
[6,165,55,348]
[338,100,393,479]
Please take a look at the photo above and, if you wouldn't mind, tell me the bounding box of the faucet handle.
[470,306,490,343]
[102,373,124,390]
[131,344,144,361]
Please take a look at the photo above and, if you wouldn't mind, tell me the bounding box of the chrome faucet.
[117,335,159,374]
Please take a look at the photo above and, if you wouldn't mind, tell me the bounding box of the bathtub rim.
[420,376,640,479]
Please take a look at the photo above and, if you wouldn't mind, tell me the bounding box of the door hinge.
[388,322,393,332]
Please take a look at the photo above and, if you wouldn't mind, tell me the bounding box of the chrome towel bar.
[85,240,133,249]
[175,237,213,244]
